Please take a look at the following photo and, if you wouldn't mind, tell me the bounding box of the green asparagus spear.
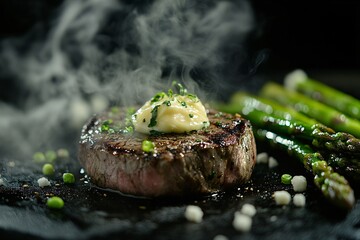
[255,128,355,210]
[236,107,360,154]
[228,92,318,125]
[284,69,360,120]
[215,92,360,154]
[260,82,360,138]
[321,151,360,183]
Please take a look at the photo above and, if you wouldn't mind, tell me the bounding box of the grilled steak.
[78,109,256,197]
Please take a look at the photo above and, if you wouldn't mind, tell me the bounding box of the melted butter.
[132,94,209,134]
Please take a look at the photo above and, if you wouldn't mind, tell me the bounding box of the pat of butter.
[132,94,209,134]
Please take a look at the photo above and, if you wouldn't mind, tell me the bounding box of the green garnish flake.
[189,113,194,118]
[186,93,198,102]
[148,105,160,128]
[151,92,166,103]
[281,174,292,184]
[163,100,171,106]
[142,140,155,153]
[173,82,187,96]
[101,119,113,132]
[181,101,187,108]
[63,173,75,184]
[203,121,210,128]
[123,126,134,133]
[215,112,223,117]
[42,163,55,176]
[47,196,64,209]
[167,89,173,98]
[215,121,222,127]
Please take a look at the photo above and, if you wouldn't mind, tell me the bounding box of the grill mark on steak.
[78,108,256,197]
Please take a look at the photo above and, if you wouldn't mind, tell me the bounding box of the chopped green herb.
[215,121,222,127]
[42,163,55,175]
[47,196,64,209]
[167,89,173,98]
[281,174,292,184]
[63,173,75,184]
[195,139,202,142]
[189,114,194,118]
[163,100,171,106]
[203,121,210,128]
[123,126,134,133]
[181,101,187,108]
[101,119,113,132]
[33,152,46,163]
[186,93,198,102]
[148,105,160,128]
[173,82,187,96]
[151,92,166,103]
[215,112,224,117]
[142,140,155,153]
[108,128,115,134]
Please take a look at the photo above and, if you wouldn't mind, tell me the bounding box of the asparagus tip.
[284,69,308,91]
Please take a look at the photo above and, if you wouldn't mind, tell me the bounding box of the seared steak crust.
[78,109,256,197]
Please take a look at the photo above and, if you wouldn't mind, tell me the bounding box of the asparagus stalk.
[255,128,355,210]
[284,69,360,120]
[260,82,360,138]
[216,92,360,154]
[238,107,360,155]
[322,151,360,183]
[229,92,318,125]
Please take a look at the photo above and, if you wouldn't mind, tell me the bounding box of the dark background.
[250,0,360,72]
[0,2,360,239]
[0,0,359,73]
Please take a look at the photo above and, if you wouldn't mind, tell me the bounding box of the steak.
[78,108,256,197]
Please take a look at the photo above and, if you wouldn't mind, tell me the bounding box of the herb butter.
[132,84,209,134]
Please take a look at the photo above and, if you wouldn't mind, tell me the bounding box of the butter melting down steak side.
[78,109,256,197]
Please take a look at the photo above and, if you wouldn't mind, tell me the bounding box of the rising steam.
[0,0,254,158]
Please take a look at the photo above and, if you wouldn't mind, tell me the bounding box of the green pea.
[47,196,64,209]
[281,174,292,184]
[42,163,55,175]
[45,150,57,162]
[62,173,75,184]
[33,152,46,163]
[142,140,155,153]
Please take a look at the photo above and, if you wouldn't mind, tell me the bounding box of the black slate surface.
[1,145,360,240]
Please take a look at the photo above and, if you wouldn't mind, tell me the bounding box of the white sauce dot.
[273,190,291,205]
[37,177,51,188]
[184,205,203,223]
[291,175,307,192]
[293,193,306,207]
[233,212,252,232]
